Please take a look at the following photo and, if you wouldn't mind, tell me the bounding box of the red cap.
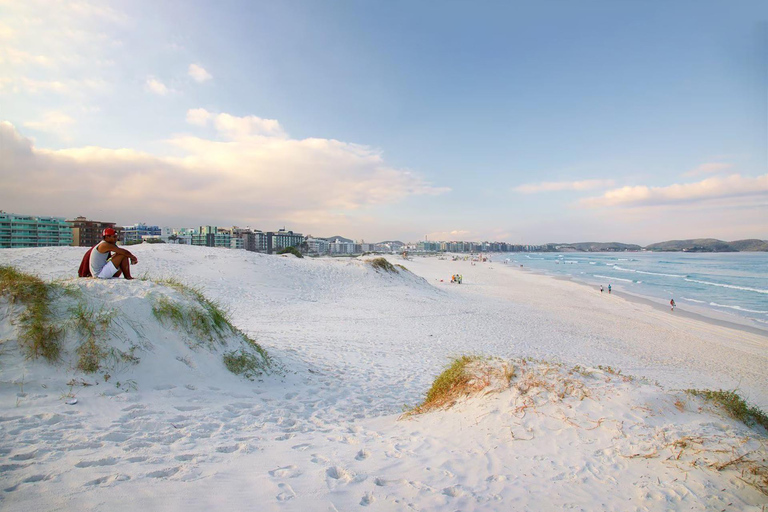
[102,228,117,237]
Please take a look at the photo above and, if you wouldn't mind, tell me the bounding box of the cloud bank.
[513,179,615,194]
[579,174,768,208]
[0,114,449,229]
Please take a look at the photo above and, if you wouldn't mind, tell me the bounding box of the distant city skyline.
[1,1,766,245]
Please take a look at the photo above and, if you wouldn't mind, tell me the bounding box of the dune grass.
[0,265,63,361]
[404,355,489,415]
[223,348,269,380]
[686,389,768,430]
[152,278,271,377]
[369,257,398,274]
[69,303,114,373]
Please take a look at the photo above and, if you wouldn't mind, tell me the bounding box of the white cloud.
[425,230,471,240]
[23,111,75,137]
[145,77,169,96]
[188,64,212,82]
[213,112,285,139]
[513,179,615,194]
[0,118,449,230]
[185,109,285,138]
[579,174,768,208]
[683,162,733,177]
[186,108,212,126]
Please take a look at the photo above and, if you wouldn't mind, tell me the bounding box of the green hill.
[644,239,768,252]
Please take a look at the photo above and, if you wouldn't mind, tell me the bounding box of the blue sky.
[1,0,766,244]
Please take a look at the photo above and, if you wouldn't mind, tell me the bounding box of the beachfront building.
[266,229,304,254]
[329,240,356,255]
[67,216,119,247]
[191,226,231,248]
[169,227,195,245]
[0,212,73,248]
[122,223,162,244]
[307,237,330,255]
[230,237,244,250]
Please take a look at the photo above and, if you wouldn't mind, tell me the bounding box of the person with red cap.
[88,228,138,279]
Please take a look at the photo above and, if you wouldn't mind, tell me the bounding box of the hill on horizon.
[644,238,768,252]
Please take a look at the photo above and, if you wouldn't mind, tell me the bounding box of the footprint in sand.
[442,485,464,497]
[310,454,329,465]
[269,465,302,478]
[146,467,180,479]
[75,457,119,468]
[360,492,375,506]
[84,474,130,486]
[4,474,52,492]
[291,443,311,451]
[355,450,370,461]
[326,466,353,483]
[276,483,296,501]
[10,451,38,461]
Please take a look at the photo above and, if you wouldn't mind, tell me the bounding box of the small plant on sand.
[152,295,228,348]
[277,246,303,258]
[154,279,232,338]
[70,303,113,373]
[223,348,269,380]
[0,265,63,361]
[406,355,484,415]
[686,389,768,430]
[369,257,398,274]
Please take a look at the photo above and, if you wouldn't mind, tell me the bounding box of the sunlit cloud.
[683,162,733,177]
[23,111,76,138]
[579,174,768,208]
[188,63,212,82]
[513,179,615,194]
[186,108,212,126]
[0,117,449,230]
[145,77,169,96]
[186,108,286,138]
[425,230,471,240]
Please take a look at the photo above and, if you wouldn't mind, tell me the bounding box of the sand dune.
[0,245,766,511]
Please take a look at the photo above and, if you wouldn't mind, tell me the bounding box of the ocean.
[500,251,768,330]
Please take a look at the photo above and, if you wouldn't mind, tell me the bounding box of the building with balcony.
[67,216,119,247]
[0,212,73,248]
[122,223,162,244]
[191,226,231,248]
[266,229,304,254]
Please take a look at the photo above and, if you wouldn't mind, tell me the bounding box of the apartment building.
[122,223,162,244]
[0,212,73,248]
[67,216,119,247]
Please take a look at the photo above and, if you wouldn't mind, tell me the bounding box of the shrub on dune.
[0,265,63,361]
[368,257,398,274]
[686,389,768,430]
[278,246,303,258]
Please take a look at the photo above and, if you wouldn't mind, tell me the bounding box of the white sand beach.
[1,245,766,511]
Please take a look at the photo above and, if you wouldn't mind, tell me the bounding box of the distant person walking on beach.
[88,228,138,279]
[670,299,676,311]
[608,284,611,294]
[600,285,603,293]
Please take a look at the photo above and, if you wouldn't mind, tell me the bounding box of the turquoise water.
[501,252,768,328]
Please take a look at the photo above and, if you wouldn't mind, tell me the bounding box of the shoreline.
[517,264,768,338]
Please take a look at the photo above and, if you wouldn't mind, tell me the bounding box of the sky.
[0,0,766,245]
